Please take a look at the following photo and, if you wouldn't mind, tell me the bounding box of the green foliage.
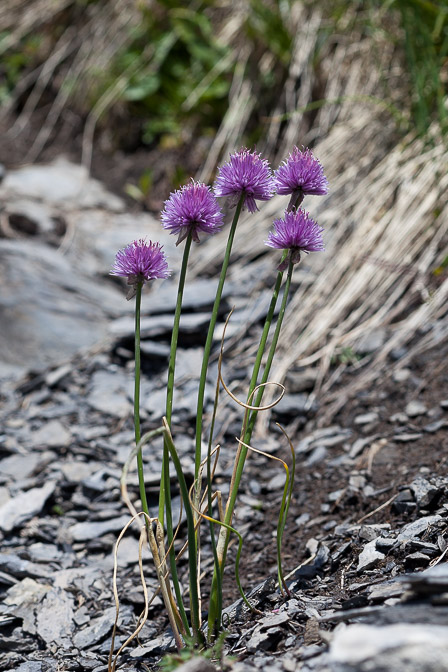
[110,4,232,146]
[2,0,446,155]
[0,31,42,100]
[332,346,361,365]
[393,0,448,135]
[322,0,448,136]
[158,631,228,671]
[245,0,294,64]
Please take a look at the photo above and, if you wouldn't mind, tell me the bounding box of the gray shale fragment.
[409,477,439,507]
[32,419,71,448]
[354,412,379,426]
[73,607,120,649]
[35,588,75,645]
[0,553,52,579]
[405,400,427,417]
[87,369,132,418]
[171,658,217,672]
[68,514,132,541]
[1,577,51,634]
[329,623,448,672]
[0,481,56,532]
[397,515,442,541]
[357,539,385,572]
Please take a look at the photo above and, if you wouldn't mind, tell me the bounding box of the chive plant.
[110,145,328,653]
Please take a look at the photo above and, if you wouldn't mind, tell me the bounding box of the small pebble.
[354,412,379,426]
[405,400,427,417]
[393,368,411,383]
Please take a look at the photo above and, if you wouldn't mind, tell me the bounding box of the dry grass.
[189,5,448,419]
[2,1,447,417]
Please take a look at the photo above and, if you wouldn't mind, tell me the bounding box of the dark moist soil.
[224,338,448,604]
[0,112,210,213]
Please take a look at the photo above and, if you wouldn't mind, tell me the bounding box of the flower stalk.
[110,144,328,652]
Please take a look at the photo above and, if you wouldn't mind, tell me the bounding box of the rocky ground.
[0,160,447,672]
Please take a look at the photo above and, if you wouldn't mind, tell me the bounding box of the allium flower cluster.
[214,148,275,213]
[265,209,324,270]
[110,238,170,299]
[274,147,328,209]
[161,180,224,245]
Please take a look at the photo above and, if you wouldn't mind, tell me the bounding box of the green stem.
[194,196,244,482]
[208,260,294,633]
[206,371,223,641]
[163,421,202,642]
[134,282,149,517]
[206,262,284,636]
[159,232,192,521]
[246,259,294,442]
[246,260,286,402]
[159,232,193,634]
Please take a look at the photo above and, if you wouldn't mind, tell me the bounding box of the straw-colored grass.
[189,5,448,420]
[2,1,447,418]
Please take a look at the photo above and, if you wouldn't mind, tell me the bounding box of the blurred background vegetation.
[0,0,447,205]
[0,0,447,414]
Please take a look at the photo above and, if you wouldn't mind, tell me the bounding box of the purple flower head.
[213,148,275,213]
[161,180,224,246]
[265,209,324,270]
[110,238,171,300]
[274,147,328,209]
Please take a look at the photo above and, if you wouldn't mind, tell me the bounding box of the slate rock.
[87,369,132,418]
[164,658,216,672]
[306,445,328,466]
[32,420,71,448]
[405,400,427,417]
[246,627,283,653]
[0,158,124,211]
[390,412,408,424]
[409,477,439,507]
[129,632,176,657]
[139,340,171,358]
[397,515,442,541]
[35,588,75,644]
[284,368,318,393]
[272,393,316,419]
[405,552,431,569]
[110,312,212,340]
[0,481,56,531]
[68,514,132,542]
[393,368,411,383]
[393,432,423,442]
[329,623,448,671]
[73,607,120,649]
[1,577,52,634]
[355,329,387,354]
[15,664,44,672]
[0,554,52,579]
[354,412,379,426]
[143,278,231,315]
[0,239,122,373]
[357,539,385,572]
[26,542,66,563]
[424,418,448,433]
[0,453,41,479]
[402,563,448,595]
[6,199,66,239]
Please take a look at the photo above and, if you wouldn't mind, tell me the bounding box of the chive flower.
[213,148,275,213]
[161,180,224,246]
[110,238,171,299]
[265,209,324,270]
[274,147,328,210]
